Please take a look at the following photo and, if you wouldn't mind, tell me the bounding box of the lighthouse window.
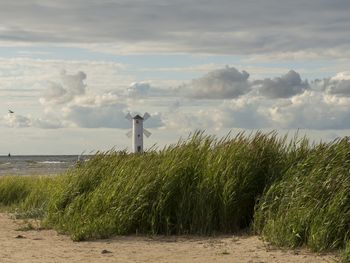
[137,146,141,152]
[138,134,140,137]
[136,120,139,124]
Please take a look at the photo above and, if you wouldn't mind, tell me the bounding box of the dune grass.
[0,131,349,260]
[254,137,350,261]
[42,131,291,240]
[0,175,56,217]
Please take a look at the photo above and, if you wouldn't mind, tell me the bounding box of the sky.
[1,0,350,154]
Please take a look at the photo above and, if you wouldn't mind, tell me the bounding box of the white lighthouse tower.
[126,113,151,153]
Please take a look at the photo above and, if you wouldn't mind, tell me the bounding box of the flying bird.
[8,109,14,114]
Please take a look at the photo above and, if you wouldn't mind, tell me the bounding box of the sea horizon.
[0,155,90,176]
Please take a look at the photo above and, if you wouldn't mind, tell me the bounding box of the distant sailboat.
[8,153,11,157]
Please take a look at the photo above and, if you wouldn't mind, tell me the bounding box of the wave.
[37,161,66,164]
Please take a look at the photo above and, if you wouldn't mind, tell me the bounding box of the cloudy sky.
[1,0,350,154]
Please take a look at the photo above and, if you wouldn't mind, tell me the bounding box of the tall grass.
[43,131,289,240]
[1,131,350,260]
[0,175,56,217]
[254,137,350,257]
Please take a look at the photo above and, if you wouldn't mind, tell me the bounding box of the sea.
[0,155,89,176]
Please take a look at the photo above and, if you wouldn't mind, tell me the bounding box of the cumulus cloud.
[127,82,151,98]
[40,70,87,105]
[35,71,165,129]
[125,82,176,99]
[322,78,350,97]
[220,97,270,129]
[164,68,350,131]
[5,66,350,133]
[254,70,309,98]
[72,93,120,107]
[1,113,64,129]
[266,90,350,130]
[331,72,350,80]
[217,88,350,130]
[181,66,251,99]
[2,113,31,128]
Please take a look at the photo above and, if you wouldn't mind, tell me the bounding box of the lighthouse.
[126,113,151,153]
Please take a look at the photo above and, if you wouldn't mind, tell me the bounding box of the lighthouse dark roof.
[133,114,143,120]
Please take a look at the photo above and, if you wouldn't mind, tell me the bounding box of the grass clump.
[0,175,57,218]
[254,137,350,258]
[43,131,288,240]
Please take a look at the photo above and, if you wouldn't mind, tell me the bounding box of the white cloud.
[3,64,350,134]
[37,71,165,129]
[266,91,350,130]
[331,71,350,80]
[2,113,31,128]
[40,71,86,105]
[220,97,270,129]
[127,82,151,98]
[1,112,65,129]
[323,78,350,97]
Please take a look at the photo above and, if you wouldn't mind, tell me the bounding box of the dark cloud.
[0,1,350,55]
[182,66,251,99]
[254,70,309,98]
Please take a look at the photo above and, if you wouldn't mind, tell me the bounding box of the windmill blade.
[125,113,133,121]
[143,128,152,138]
[126,130,132,138]
[143,112,150,120]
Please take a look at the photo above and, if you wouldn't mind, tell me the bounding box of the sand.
[0,213,338,263]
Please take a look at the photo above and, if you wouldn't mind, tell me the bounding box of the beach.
[0,213,337,263]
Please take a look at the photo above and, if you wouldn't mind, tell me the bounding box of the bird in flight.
[8,109,14,114]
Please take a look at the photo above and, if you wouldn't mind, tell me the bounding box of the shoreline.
[0,213,338,263]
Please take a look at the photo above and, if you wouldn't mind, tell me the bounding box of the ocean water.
[0,155,87,175]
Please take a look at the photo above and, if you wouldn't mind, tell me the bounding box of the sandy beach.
[0,213,338,263]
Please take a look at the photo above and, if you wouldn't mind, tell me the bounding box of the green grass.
[0,175,57,218]
[254,137,350,262]
[0,131,348,260]
[42,131,290,240]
